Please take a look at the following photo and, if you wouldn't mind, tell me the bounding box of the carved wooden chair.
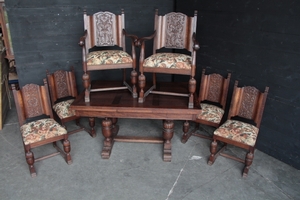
[138,9,200,108]
[79,9,138,102]
[208,81,269,177]
[46,67,96,137]
[12,80,72,177]
[181,69,231,143]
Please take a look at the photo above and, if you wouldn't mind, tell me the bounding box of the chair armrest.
[137,31,156,73]
[78,30,88,47]
[122,29,139,46]
[136,31,156,47]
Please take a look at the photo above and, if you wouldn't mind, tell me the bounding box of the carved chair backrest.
[12,79,53,126]
[198,69,231,109]
[153,9,197,53]
[83,10,126,50]
[47,68,77,105]
[228,81,269,128]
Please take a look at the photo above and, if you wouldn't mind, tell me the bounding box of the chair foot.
[67,159,73,165]
[138,97,144,103]
[181,121,191,144]
[181,132,192,144]
[25,150,36,177]
[208,140,219,166]
[29,165,37,177]
[242,152,253,178]
[188,102,194,109]
[207,160,214,166]
[132,92,138,98]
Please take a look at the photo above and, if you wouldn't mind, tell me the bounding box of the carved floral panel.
[238,87,259,119]
[54,71,69,99]
[95,12,115,46]
[165,13,186,48]
[22,84,43,118]
[207,74,223,102]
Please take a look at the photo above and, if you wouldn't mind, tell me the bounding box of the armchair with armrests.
[137,9,200,108]
[79,9,139,102]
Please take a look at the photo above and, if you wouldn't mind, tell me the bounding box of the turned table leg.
[163,120,174,162]
[101,118,119,159]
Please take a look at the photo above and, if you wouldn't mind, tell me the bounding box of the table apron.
[74,110,197,120]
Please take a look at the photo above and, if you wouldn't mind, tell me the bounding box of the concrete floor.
[0,102,299,200]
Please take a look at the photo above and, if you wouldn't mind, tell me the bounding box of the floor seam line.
[165,142,197,200]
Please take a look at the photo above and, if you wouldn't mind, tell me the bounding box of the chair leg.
[243,151,254,178]
[208,140,218,165]
[131,70,138,98]
[87,117,96,137]
[25,149,36,177]
[75,118,80,126]
[188,78,196,109]
[63,139,72,165]
[83,72,90,102]
[138,74,146,103]
[181,121,191,143]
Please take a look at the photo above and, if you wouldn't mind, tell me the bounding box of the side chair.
[182,68,231,142]
[208,81,269,177]
[12,80,72,177]
[46,67,96,137]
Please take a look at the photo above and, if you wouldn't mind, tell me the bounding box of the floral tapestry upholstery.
[196,103,224,124]
[214,120,259,147]
[143,53,192,69]
[53,99,75,119]
[20,118,67,145]
[87,50,133,65]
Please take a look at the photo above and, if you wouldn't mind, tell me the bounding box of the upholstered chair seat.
[20,118,68,145]
[196,103,225,124]
[52,99,76,119]
[87,50,133,66]
[143,53,192,69]
[213,120,259,147]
